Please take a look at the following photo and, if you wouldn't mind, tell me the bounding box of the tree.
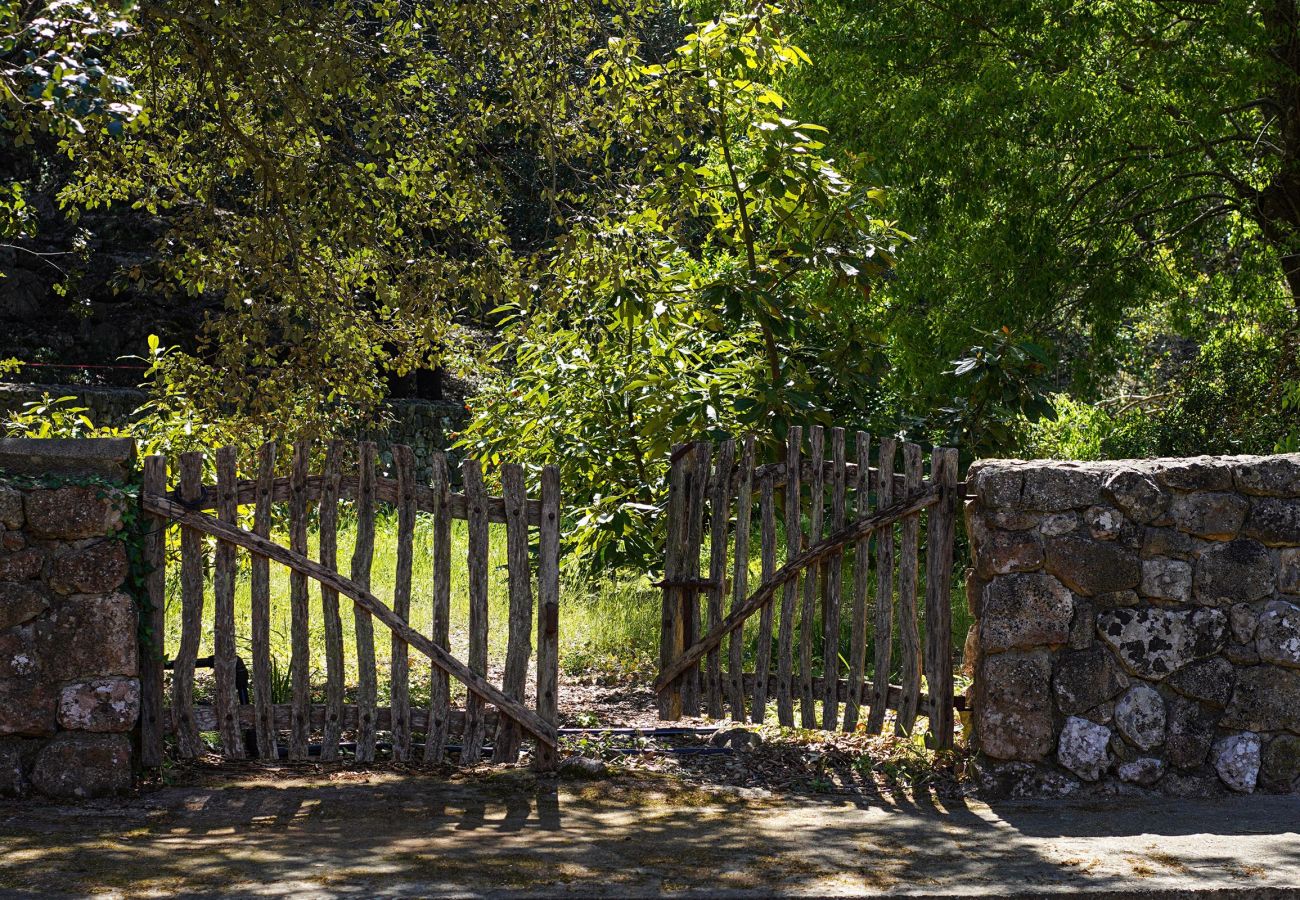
[785,0,1300,447]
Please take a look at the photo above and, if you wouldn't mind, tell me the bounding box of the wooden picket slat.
[821,427,847,731]
[924,447,959,749]
[172,452,204,758]
[658,445,690,720]
[139,454,167,768]
[751,473,776,723]
[250,442,277,760]
[843,432,872,732]
[391,444,416,762]
[705,439,734,719]
[867,437,897,735]
[460,458,490,764]
[424,451,453,765]
[213,446,243,758]
[799,425,824,729]
[289,441,311,759]
[351,441,379,764]
[533,465,561,771]
[494,463,534,763]
[895,443,924,736]
[681,442,710,716]
[318,440,345,761]
[727,436,755,721]
[776,426,802,727]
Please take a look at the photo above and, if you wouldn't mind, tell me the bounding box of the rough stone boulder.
[1244,498,1300,546]
[1165,695,1220,769]
[40,592,137,681]
[23,486,124,540]
[1155,457,1235,492]
[1280,548,1300,595]
[1140,557,1192,603]
[1167,657,1236,709]
[29,732,131,798]
[1234,454,1300,497]
[1114,683,1166,752]
[972,524,1044,578]
[1096,606,1227,680]
[975,649,1054,762]
[971,461,1102,512]
[1169,492,1248,540]
[1192,539,1273,607]
[47,540,128,595]
[0,582,47,631]
[1256,600,1300,668]
[1052,646,1126,716]
[0,487,23,530]
[0,677,56,736]
[1222,665,1300,733]
[1259,735,1300,793]
[1044,534,1140,596]
[1141,527,1195,560]
[0,548,43,581]
[58,678,139,732]
[1104,468,1168,524]
[1085,505,1125,540]
[1057,716,1112,781]
[1118,757,1166,786]
[1213,732,1261,793]
[979,573,1073,653]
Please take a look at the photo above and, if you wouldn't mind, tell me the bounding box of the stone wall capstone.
[968,455,1300,799]
[0,439,137,799]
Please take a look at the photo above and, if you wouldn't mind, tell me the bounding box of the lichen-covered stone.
[0,548,42,581]
[1230,602,1261,644]
[1225,641,1263,665]
[29,732,131,798]
[1166,695,1220,769]
[46,540,127,595]
[1057,716,1112,781]
[973,526,1045,578]
[975,649,1054,762]
[0,487,22,530]
[1222,665,1300,732]
[1213,732,1261,793]
[1021,466,1104,512]
[1243,498,1300,546]
[988,509,1042,531]
[1234,455,1300,497]
[0,582,46,631]
[1167,656,1235,709]
[1104,468,1168,524]
[0,737,26,796]
[1040,513,1079,537]
[39,592,137,680]
[1256,599,1300,668]
[1141,527,1195,561]
[1280,548,1300,595]
[57,678,139,732]
[1140,557,1192,603]
[1118,757,1166,787]
[1170,492,1248,540]
[979,573,1074,653]
[1096,606,1227,680]
[23,486,124,540]
[0,677,56,736]
[1068,597,1094,650]
[1095,589,1139,608]
[1192,539,1273,606]
[1085,505,1125,541]
[0,624,38,678]
[1114,683,1166,752]
[1156,457,1235,492]
[1259,735,1300,793]
[1053,646,1126,716]
[1044,534,1140,596]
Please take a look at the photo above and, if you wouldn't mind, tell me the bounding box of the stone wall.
[0,439,138,798]
[967,455,1300,798]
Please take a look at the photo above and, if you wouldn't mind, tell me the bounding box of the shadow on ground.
[1,769,1298,897]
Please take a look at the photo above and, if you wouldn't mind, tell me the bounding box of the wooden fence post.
[533,465,561,771]
[821,427,847,730]
[867,437,897,735]
[728,436,755,721]
[288,441,311,759]
[250,441,278,760]
[494,463,534,762]
[842,432,872,732]
[391,444,416,761]
[924,447,959,750]
[424,451,452,764]
[172,451,204,758]
[318,440,345,762]
[351,441,379,763]
[705,439,734,719]
[896,442,924,736]
[658,445,690,720]
[776,426,802,727]
[138,454,167,768]
[213,445,243,758]
[460,458,490,763]
[799,426,824,728]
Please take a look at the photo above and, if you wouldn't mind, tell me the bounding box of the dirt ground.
[2,766,1299,898]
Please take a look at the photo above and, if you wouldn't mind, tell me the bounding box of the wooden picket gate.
[654,427,961,748]
[136,440,560,769]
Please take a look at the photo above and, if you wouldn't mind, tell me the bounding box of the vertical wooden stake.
[172,451,204,758]
[533,466,561,771]
[391,444,416,762]
[658,445,690,720]
[213,445,243,758]
[351,441,379,763]
[138,454,167,768]
[705,439,734,720]
[318,440,345,761]
[752,473,776,724]
[423,451,453,765]
[799,426,824,728]
[250,441,277,760]
[681,441,710,717]
[842,433,872,732]
[460,458,490,763]
[924,448,959,750]
[821,427,847,731]
[728,436,755,722]
[776,426,802,727]
[494,463,534,763]
[896,443,924,736]
[867,437,897,735]
[288,441,311,759]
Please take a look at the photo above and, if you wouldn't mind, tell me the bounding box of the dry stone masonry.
[0,439,137,798]
[968,455,1300,798]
